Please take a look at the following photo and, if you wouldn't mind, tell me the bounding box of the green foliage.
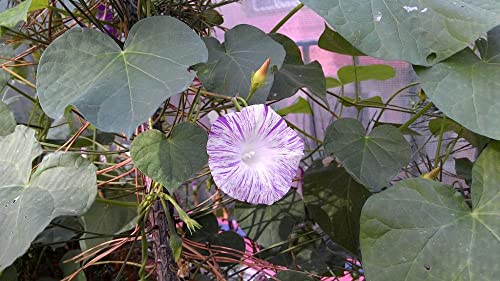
[360,142,500,281]
[303,160,371,255]
[0,126,97,271]
[195,25,285,103]
[337,64,395,85]
[273,270,317,280]
[130,123,208,193]
[300,0,500,65]
[324,118,411,191]
[416,26,500,140]
[0,0,47,37]
[60,250,86,281]
[428,117,490,148]
[318,25,364,56]
[0,45,14,88]
[0,101,16,136]
[37,16,208,136]
[276,97,312,116]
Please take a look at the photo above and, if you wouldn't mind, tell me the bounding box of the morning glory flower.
[207,104,304,205]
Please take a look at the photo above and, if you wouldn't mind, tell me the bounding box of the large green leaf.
[360,141,500,281]
[303,159,371,255]
[324,118,411,191]
[234,191,304,248]
[428,117,489,148]
[0,45,14,88]
[416,26,500,140]
[130,123,208,192]
[0,0,47,37]
[269,33,326,100]
[37,16,208,136]
[0,126,97,271]
[318,25,364,56]
[337,64,395,85]
[300,0,500,66]
[0,101,15,136]
[195,25,285,104]
[79,197,137,250]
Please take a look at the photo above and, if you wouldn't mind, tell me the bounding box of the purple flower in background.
[207,104,304,205]
[96,5,119,38]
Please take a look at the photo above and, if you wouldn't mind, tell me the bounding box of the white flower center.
[241,151,256,163]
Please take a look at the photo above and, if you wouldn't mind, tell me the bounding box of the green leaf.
[272,270,317,281]
[303,159,371,255]
[428,118,489,148]
[79,196,137,251]
[130,123,208,193]
[60,250,86,281]
[325,77,342,89]
[195,25,285,104]
[455,157,473,186]
[0,126,97,271]
[234,191,304,248]
[0,265,17,281]
[0,101,15,136]
[37,16,208,136]
[0,0,47,37]
[477,25,500,63]
[0,45,14,88]
[276,97,312,116]
[324,118,411,191]
[318,25,364,56]
[270,61,326,100]
[294,239,346,277]
[416,29,500,140]
[169,233,183,262]
[374,121,421,136]
[300,0,500,66]
[337,64,395,85]
[269,33,303,65]
[360,141,500,281]
[338,96,384,112]
[34,216,83,249]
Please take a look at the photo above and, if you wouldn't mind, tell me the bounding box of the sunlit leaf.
[37,16,208,136]
[0,126,97,271]
[300,0,500,66]
[130,123,208,193]
[195,25,285,104]
[360,142,500,281]
[324,118,411,191]
[326,77,342,89]
[338,64,395,85]
[276,97,312,116]
[0,0,47,37]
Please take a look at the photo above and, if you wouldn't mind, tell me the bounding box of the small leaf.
[195,25,285,104]
[169,233,183,261]
[234,191,304,248]
[455,157,473,186]
[300,0,500,65]
[0,101,15,136]
[324,118,411,191]
[37,16,208,136]
[276,97,312,116]
[416,37,500,139]
[325,77,341,89]
[303,159,371,255]
[338,96,383,111]
[130,123,208,193]
[360,142,500,281]
[0,126,97,271]
[0,0,47,37]
[428,117,489,148]
[337,64,395,85]
[318,25,364,56]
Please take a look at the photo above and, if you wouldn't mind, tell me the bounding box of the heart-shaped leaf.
[234,191,304,248]
[300,0,500,66]
[0,101,15,136]
[303,159,371,255]
[195,25,285,104]
[37,16,208,136]
[337,64,395,85]
[360,141,500,281]
[130,122,208,192]
[0,126,97,271]
[416,26,500,140]
[324,118,411,191]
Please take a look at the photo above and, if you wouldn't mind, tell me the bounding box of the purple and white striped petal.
[207,104,304,205]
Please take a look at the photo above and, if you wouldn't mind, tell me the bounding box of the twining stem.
[95,197,138,208]
[373,82,420,125]
[399,102,433,132]
[433,116,446,168]
[270,3,304,33]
